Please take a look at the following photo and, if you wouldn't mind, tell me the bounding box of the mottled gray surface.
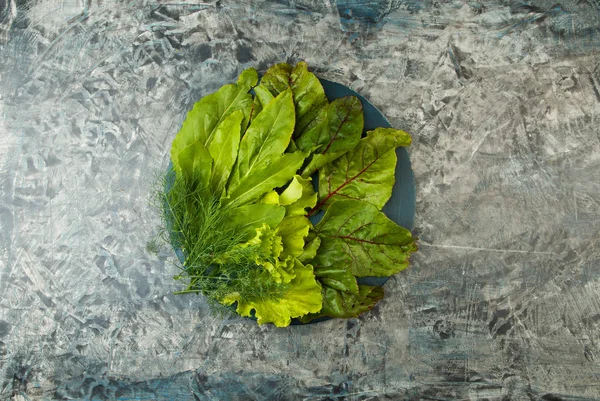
[1,0,600,400]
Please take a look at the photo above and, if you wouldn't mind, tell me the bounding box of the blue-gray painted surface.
[1,0,600,400]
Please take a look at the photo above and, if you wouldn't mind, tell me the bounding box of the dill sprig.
[150,169,288,306]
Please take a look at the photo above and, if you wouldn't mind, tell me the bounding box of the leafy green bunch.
[155,62,417,327]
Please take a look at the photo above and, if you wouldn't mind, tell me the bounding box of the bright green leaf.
[175,140,212,190]
[254,84,275,107]
[259,190,280,205]
[237,68,259,90]
[207,110,243,196]
[277,216,311,259]
[279,175,317,216]
[171,68,258,162]
[221,204,285,241]
[228,260,323,327]
[244,96,263,132]
[230,89,295,189]
[240,224,295,283]
[298,236,321,263]
[224,151,307,208]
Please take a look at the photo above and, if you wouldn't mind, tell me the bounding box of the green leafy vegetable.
[315,264,359,294]
[207,110,243,196]
[171,68,258,161]
[151,62,417,327]
[225,151,306,208]
[174,139,212,190]
[300,96,364,177]
[224,260,322,327]
[254,84,275,108]
[314,127,412,211]
[298,285,384,322]
[261,61,329,139]
[221,203,285,241]
[230,89,295,188]
[313,199,416,277]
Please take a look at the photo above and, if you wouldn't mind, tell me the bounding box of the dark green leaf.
[314,199,416,277]
[299,285,384,322]
[261,62,328,139]
[314,265,359,294]
[300,96,364,177]
[314,128,412,211]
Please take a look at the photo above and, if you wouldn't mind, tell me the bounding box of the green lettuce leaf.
[224,259,322,327]
[314,199,416,277]
[279,175,317,216]
[207,110,243,196]
[241,224,295,284]
[299,96,364,177]
[171,68,258,162]
[277,215,311,259]
[315,128,412,211]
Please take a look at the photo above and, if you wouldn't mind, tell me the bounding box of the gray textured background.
[1,0,600,400]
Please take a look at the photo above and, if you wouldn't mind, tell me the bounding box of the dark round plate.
[167,78,416,324]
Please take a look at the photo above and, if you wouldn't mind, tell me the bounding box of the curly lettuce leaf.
[240,224,295,284]
[224,260,322,327]
[279,175,317,216]
[315,128,412,211]
[277,216,311,259]
[314,199,416,277]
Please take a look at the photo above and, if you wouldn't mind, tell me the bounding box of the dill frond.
[149,167,288,307]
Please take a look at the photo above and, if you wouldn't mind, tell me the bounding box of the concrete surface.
[1,0,599,400]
